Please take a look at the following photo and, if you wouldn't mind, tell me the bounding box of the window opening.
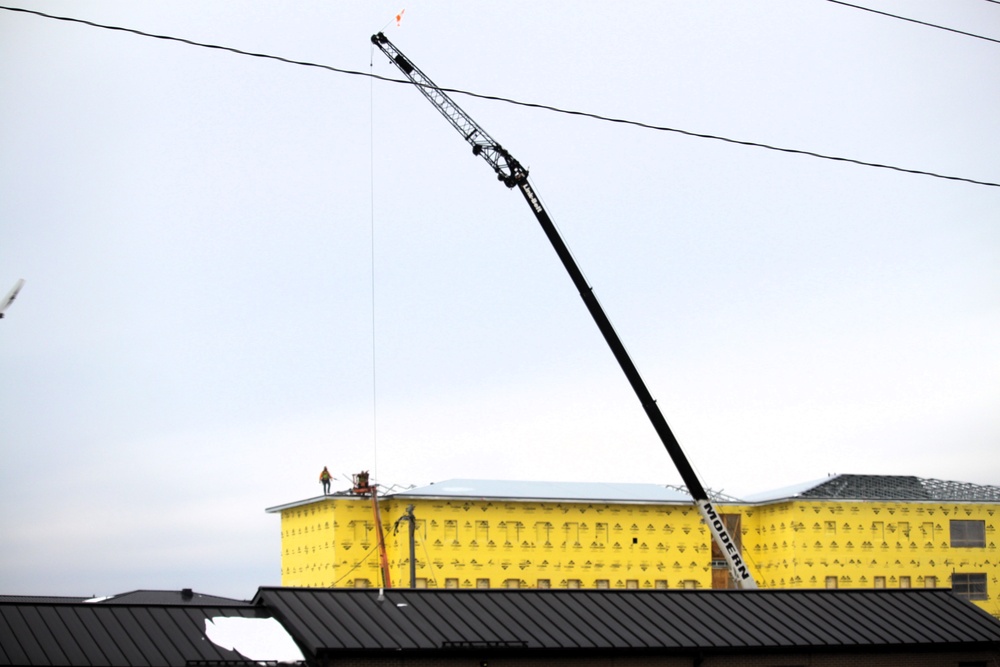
[950,520,986,548]
[952,573,987,600]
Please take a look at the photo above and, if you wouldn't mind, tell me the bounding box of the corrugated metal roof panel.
[254,587,1000,655]
[0,595,87,604]
[0,602,273,667]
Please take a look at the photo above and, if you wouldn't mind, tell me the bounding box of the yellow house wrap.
[266,474,1000,618]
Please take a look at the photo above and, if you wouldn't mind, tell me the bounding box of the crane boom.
[372,32,756,589]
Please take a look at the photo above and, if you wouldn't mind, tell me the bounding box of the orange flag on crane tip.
[396,9,405,26]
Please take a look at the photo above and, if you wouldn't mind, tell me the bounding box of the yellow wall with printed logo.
[740,500,997,602]
[275,496,711,591]
[271,494,999,618]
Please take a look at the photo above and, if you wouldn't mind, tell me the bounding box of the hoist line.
[369,43,380,488]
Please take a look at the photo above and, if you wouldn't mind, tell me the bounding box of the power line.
[824,0,1000,45]
[460,92,999,188]
[2,4,998,189]
[0,5,380,80]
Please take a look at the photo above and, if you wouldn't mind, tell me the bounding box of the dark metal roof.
[91,589,249,606]
[254,587,1000,657]
[0,596,87,604]
[0,601,271,667]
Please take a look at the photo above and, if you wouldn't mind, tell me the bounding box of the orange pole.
[370,487,393,588]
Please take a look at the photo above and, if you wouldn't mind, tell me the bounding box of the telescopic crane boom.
[372,32,756,589]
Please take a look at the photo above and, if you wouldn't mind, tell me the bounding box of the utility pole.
[395,504,418,587]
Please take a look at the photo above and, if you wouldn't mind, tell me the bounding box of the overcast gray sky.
[1,1,997,599]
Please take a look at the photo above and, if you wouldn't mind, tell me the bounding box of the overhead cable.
[0,5,380,79]
[2,4,998,189]
[824,0,1000,45]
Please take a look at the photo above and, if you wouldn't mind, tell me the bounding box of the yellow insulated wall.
[269,493,999,619]
[738,500,998,595]
[275,495,714,590]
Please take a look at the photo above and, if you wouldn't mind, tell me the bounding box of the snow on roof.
[205,616,305,663]
[389,479,696,504]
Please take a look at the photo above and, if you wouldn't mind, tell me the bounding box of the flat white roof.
[266,475,999,513]
[390,479,694,504]
[265,495,338,513]
[265,481,695,513]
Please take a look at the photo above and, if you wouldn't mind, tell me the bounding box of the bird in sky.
[0,279,25,319]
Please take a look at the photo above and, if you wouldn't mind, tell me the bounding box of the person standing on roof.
[319,466,332,495]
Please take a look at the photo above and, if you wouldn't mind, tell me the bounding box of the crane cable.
[1,5,997,189]
[368,41,380,506]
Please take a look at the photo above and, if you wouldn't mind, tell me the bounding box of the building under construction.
[266,472,1000,619]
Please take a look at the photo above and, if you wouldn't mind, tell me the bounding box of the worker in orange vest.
[319,466,332,495]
